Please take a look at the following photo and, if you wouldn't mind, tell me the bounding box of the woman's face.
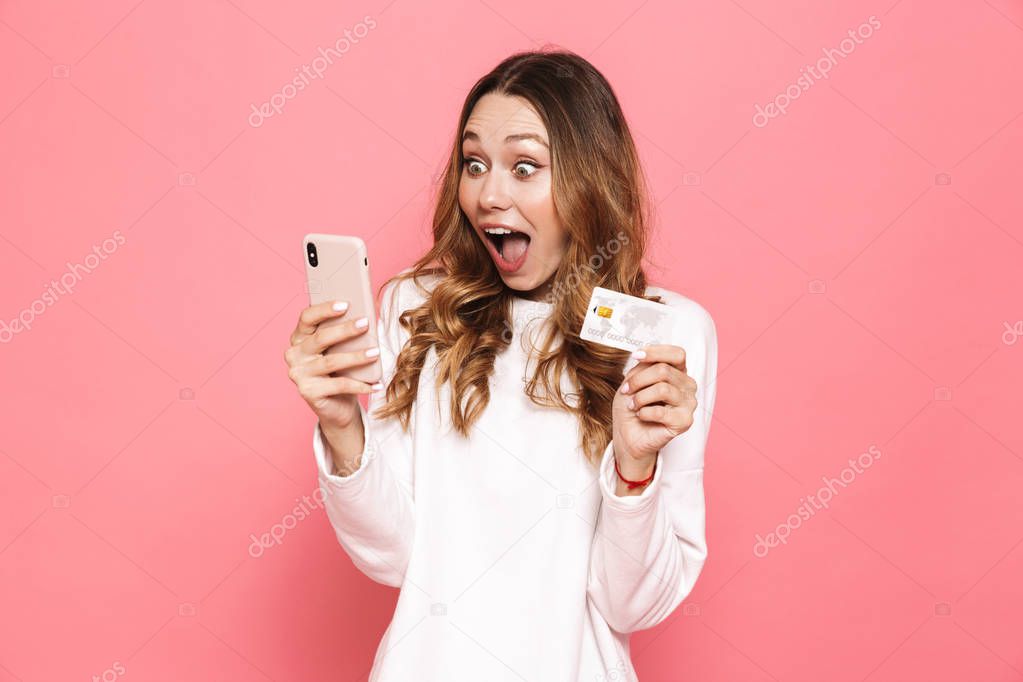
[459,93,568,301]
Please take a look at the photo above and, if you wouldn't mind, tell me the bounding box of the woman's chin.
[504,274,556,301]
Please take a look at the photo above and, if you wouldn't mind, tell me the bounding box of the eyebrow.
[462,130,549,149]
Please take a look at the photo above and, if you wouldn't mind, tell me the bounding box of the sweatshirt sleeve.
[312,275,417,588]
[586,298,717,634]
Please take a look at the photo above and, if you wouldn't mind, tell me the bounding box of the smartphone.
[303,233,382,384]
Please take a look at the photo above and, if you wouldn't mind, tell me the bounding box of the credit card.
[579,286,682,353]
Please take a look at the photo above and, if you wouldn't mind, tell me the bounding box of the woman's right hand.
[285,301,381,432]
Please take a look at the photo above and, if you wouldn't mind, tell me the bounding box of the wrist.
[321,419,366,476]
[612,444,657,494]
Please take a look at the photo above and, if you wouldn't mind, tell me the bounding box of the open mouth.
[482,227,531,265]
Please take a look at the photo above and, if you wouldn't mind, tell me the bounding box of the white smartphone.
[302,233,382,384]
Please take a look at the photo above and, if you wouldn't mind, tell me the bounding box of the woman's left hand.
[611,344,698,478]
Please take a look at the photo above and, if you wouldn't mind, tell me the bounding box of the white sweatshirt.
[312,270,717,682]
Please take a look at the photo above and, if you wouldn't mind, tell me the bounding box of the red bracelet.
[613,453,656,489]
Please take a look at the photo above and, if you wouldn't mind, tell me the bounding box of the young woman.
[285,49,717,682]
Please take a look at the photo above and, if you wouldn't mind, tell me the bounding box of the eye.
[513,161,539,178]
[463,158,486,177]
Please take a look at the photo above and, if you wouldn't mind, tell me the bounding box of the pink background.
[2,0,1022,680]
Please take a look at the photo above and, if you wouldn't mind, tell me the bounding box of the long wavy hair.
[371,47,663,467]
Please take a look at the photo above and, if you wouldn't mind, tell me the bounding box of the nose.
[479,165,512,211]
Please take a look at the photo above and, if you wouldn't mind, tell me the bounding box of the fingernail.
[370,382,384,391]
[332,301,348,311]
[620,381,630,394]
[355,317,369,328]
[627,398,635,410]
[365,347,380,357]
[631,349,646,359]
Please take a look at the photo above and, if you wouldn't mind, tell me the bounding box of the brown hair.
[372,47,661,466]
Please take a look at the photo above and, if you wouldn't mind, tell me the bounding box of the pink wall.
[2,0,1022,680]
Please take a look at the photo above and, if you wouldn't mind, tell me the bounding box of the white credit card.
[579,286,682,353]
